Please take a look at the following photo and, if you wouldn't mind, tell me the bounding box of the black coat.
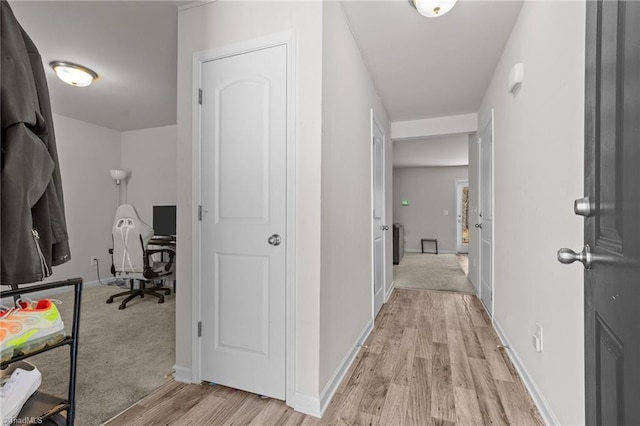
[1,0,71,284]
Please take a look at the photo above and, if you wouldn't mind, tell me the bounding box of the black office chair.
[106,204,174,309]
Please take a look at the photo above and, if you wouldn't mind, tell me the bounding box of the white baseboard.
[493,320,558,426]
[318,318,374,416]
[386,281,395,302]
[173,365,193,384]
[293,392,322,418]
[293,318,374,418]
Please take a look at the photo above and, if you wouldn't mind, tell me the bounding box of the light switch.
[443,210,449,215]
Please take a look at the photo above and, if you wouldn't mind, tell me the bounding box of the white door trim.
[191,30,297,407]
[371,109,386,318]
[455,178,469,254]
[477,109,495,316]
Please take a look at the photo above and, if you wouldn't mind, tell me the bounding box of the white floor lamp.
[110,169,129,207]
[109,169,129,287]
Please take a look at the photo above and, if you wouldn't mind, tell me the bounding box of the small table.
[421,238,438,254]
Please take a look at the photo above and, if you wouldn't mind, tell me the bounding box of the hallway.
[108,289,542,425]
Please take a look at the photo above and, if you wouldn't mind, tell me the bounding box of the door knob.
[475,223,483,229]
[268,234,282,246]
[557,245,592,270]
[574,197,594,218]
[380,225,389,231]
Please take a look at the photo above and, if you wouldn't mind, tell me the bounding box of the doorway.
[455,178,469,254]
[478,111,494,315]
[193,33,296,402]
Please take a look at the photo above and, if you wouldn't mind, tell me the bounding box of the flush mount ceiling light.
[50,61,98,87]
[411,0,458,18]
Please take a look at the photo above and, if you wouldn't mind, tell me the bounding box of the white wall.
[319,2,392,392]
[45,114,122,284]
[43,117,177,287]
[393,166,468,253]
[473,2,586,424]
[177,1,324,399]
[121,125,177,225]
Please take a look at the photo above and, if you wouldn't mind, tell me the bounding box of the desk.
[149,236,176,291]
[149,235,176,248]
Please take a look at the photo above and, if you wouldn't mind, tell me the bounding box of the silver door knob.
[574,197,594,218]
[380,225,389,231]
[268,234,282,246]
[557,245,592,270]
[475,223,483,229]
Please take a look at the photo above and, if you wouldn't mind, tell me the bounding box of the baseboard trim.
[493,320,558,426]
[295,318,374,418]
[293,392,322,418]
[386,281,395,302]
[316,318,374,417]
[173,365,193,384]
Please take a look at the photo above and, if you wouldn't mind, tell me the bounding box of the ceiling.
[9,1,185,132]
[8,0,522,149]
[341,0,523,122]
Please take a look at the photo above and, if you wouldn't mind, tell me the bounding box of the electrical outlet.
[90,256,98,265]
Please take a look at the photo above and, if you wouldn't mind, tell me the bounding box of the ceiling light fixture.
[50,61,98,87]
[411,0,458,18]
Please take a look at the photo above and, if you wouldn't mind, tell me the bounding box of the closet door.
[199,44,287,400]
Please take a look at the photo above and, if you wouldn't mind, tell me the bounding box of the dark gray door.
[582,1,640,424]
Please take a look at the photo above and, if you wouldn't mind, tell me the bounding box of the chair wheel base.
[106,298,113,304]
[158,298,164,304]
[118,304,126,310]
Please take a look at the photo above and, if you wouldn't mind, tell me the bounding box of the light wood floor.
[106,289,542,425]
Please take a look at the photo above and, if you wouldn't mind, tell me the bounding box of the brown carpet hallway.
[394,253,475,293]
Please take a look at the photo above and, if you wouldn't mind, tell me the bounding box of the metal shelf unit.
[1,278,83,425]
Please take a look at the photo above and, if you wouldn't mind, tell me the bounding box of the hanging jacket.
[1,0,71,284]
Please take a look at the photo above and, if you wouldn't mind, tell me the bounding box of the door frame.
[190,30,297,406]
[370,109,387,317]
[455,178,469,254]
[478,109,495,315]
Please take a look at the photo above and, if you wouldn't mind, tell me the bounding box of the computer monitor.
[153,205,176,236]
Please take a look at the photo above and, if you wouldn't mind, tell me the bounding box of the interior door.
[578,1,640,423]
[478,115,494,315]
[199,44,287,400]
[372,111,386,318]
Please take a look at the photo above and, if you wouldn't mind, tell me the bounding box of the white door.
[372,111,386,318]
[199,45,287,399]
[455,179,469,254]
[478,114,494,315]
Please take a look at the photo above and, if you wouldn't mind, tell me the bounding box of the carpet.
[24,284,175,426]
[393,253,475,293]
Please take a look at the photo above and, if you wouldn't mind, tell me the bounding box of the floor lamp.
[110,169,129,287]
[110,169,129,207]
